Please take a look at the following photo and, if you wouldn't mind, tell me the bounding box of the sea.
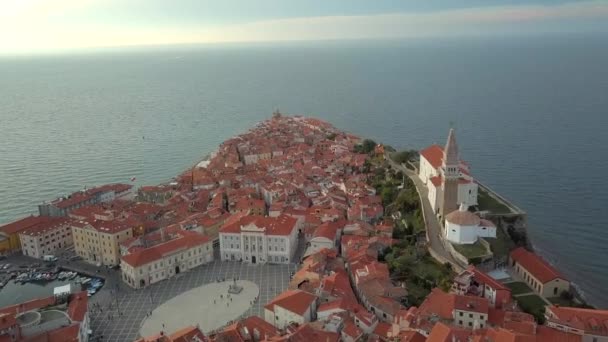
[1,33,607,308]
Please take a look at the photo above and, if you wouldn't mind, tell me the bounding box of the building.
[137,185,175,205]
[71,220,134,266]
[264,290,318,329]
[212,315,280,341]
[545,305,608,341]
[38,183,132,217]
[18,217,73,259]
[510,247,570,298]
[444,204,496,244]
[0,291,89,342]
[121,230,213,289]
[305,221,342,257]
[419,129,478,217]
[451,266,512,309]
[219,214,300,264]
[415,288,490,333]
[0,216,50,253]
[135,325,208,342]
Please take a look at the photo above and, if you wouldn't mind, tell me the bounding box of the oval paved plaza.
[139,280,259,336]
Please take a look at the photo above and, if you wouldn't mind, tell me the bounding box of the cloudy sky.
[2,0,608,54]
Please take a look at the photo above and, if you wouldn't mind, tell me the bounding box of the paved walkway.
[91,259,297,341]
[140,280,259,336]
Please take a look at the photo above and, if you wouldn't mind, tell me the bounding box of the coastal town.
[0,112,605,342]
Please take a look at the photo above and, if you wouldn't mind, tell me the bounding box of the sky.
[2,0,608,54]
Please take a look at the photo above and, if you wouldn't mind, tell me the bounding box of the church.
[419,129,495,244]
[418,128,478,218]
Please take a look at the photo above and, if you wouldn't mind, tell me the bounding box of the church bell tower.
[440,128,459,218]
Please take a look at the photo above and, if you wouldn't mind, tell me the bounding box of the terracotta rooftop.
[264,289,317,316]
[510,247,567,283]
[420,144,444,169]
[16,217,72,237]
[220,214,298,236]
[0,216,49,235]
[546,305,608,336]
[122,230,210,268]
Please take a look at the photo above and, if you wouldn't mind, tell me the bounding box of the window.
[459,312,463,317]
[469,314,473,318]
[459,320,463,325]
[468,322,472,327]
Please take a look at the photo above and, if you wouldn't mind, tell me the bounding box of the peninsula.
[0,112,603,342]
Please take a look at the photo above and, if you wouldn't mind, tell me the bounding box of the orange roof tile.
[264,290,317,316]
[420,145,444,169]
[546,306,608,336]
[0,216,52,235]
[510,247,567,283]
[122,230,210,268]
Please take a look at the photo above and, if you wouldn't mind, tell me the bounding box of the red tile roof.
[420,144,444,169]
[0,215,48,235]
[372,322,392,339]
[510,247,567,283]
[342,320,363,339]
[312,221,340,240]
[169,325,208,342]
[122,230,210,268]
[264,290,317,316]
[220,214,298,236]
[430,175,442,187]
[453,293,489,314]
[427,322,473,342]
[470,266,509,291]
[536,325,582,342]
[18,217,72,236]
[546,306,608,336]
[67,291,88,322]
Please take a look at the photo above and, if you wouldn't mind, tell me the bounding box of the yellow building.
[0,216,48,253]
[72,220,133,266]
[510,247,570,298]
[0,234,11,254]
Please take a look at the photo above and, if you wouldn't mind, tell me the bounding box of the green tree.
[392,150,418,164]
[381,187,396,207]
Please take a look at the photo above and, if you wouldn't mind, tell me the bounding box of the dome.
[445,207,480,226]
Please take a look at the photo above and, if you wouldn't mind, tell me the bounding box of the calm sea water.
[1,34,607,307]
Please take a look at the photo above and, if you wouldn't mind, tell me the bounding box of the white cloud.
[2,0,608,54]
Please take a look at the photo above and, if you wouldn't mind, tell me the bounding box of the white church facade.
[444,204,496,244]
[419,132,478,216]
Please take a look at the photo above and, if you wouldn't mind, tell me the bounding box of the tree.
[381,187,396,207]
[392,150,418,164]
[361,139,377,153]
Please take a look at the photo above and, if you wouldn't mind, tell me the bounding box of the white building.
[120,230,213,289]
[219,214,300,264]
[419,130,478,215]
[444,205,496,244]
[264,290,318,329]
[18,217,73,259]
[304,221,342,258]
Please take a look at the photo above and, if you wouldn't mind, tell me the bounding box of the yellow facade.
[514,262,570,298]
[0,233,22,253]
[72,224,133,266]
[0,234,11,253]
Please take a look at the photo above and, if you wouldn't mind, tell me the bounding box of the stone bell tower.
[440,128,459,218]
